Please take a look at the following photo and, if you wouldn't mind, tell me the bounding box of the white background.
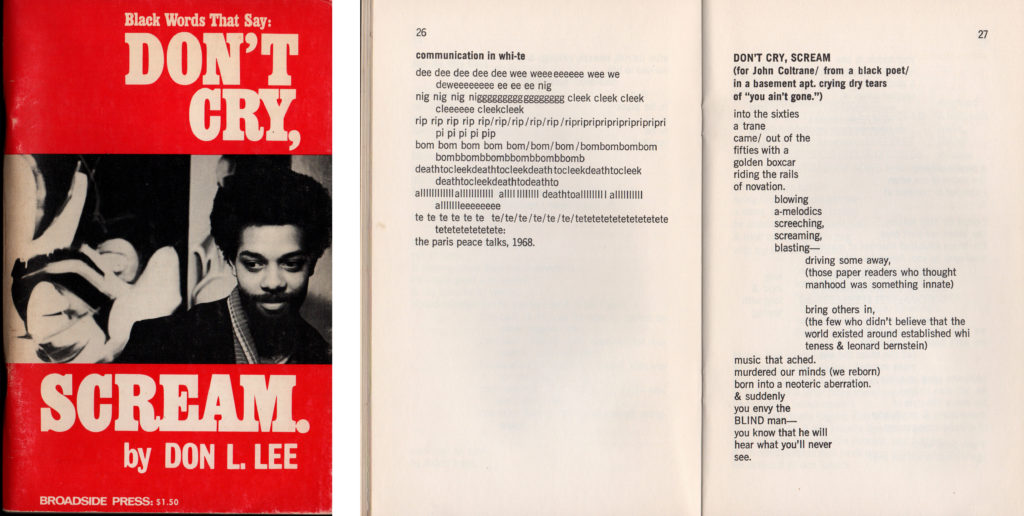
[333,2,361,514]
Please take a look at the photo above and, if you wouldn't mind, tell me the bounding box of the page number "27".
[977,29,988,39]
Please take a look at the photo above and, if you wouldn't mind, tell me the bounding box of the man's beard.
[239,286,308,358]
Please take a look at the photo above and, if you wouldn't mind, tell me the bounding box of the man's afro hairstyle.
[210,165,331,262]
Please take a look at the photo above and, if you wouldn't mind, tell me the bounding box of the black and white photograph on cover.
[116,155,333,364]
[4,154,332,364]
[5,154,189,363]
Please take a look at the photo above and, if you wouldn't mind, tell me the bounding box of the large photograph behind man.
[5,154,189,363]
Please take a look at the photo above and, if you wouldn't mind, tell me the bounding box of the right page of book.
[703,1,1024,514]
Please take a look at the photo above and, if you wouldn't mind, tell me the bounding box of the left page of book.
[367,0,702,514]
[3,1,332,512]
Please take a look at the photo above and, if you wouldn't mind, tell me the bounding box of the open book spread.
[367,0,1024,514]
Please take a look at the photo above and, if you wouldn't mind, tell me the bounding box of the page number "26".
[977,29,988,39]
[416,27,427,37]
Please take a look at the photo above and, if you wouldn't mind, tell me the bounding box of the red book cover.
[3,1,332,512]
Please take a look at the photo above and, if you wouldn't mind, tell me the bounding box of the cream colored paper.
[703,2,1024,514]
[366,1,1023,514]
[368,1,702,514]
